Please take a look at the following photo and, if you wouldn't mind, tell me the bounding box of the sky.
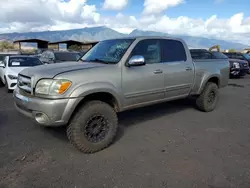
[0,0,250,44]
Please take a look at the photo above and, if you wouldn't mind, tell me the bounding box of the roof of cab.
[102,36,184,41]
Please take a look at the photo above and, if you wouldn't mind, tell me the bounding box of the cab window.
[130,39,161,64]
[161,39,187,62]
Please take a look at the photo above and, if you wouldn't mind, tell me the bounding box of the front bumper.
[239,68,249,76]
[230,68,249,76]
[13,87,82,126]
[6,77,17,90]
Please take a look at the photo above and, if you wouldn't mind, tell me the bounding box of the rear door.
[160,39,194,98]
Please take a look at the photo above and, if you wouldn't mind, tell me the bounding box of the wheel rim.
[207,90,216,105]
[84,114,110,143]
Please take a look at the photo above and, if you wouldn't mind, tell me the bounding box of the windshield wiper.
[88,58,111,64]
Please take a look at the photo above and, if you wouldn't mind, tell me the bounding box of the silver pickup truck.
[14,36,229,153]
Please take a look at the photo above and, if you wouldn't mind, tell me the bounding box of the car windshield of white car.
[9,57,43,67]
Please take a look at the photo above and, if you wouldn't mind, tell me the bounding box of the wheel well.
[207,77,219,87]
[74,92,119,113]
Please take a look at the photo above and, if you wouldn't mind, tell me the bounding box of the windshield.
[242,53,250,60]
[212,52,228,59]
[55,52,80,61]
[9,57,43,67]
[80,39,135,64]
[224,53,244,60]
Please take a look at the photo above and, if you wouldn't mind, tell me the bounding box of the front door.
[122,39,165,108]
[160,39,194,98]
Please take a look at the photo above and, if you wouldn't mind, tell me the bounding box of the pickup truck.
[13,36,229,153]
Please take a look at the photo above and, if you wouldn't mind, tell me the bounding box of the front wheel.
[67,100,118,153]
[0,78,4,87]
[196,82,219,112]
[4,78,11,93]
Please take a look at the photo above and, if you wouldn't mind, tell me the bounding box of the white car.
[0,55,43,92]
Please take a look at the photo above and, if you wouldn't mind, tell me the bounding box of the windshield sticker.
[11,62,20,66]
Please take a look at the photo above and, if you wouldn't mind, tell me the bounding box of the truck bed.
[191,59,230,94]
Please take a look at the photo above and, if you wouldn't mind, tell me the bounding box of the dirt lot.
[0,76,250,188]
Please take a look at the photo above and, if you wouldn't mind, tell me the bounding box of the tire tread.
[196,82,218,112]
[67,100,118,153]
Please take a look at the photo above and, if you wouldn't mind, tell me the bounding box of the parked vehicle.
[0,56,43,92]
[213,51,249,77]
[14,37,229,153]
[39,50,81,64]
[223,52,250,73]
[190,49,249,77]
[0,51,20,63]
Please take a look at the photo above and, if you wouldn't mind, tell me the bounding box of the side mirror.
[127,55,146,67]
[0,62,4,68]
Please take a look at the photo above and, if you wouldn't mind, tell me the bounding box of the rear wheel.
[67,100,118,153]
[196,82,219,112]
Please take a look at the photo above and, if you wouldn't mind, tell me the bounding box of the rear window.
[9,57,43,67]
[161,40,187,62]
[55,52,80,61]
[190,51,213,59]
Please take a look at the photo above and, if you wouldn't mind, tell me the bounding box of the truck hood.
[229,58,248,64]
[19,61,106,80]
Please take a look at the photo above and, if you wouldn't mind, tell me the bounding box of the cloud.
[0,0,250,46]
[100,12,250,45]
[143,0,184,15]
[0,0,100,32]
[103,0,128,10]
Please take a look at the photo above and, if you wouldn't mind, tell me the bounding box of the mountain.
[0,26,125,42]
[0,26,248,50]
[129,29,248,50]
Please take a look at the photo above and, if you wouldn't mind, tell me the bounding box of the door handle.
[154,69,163,74]
[185,67,192,71]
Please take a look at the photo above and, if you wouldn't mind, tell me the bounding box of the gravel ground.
[0,76,250,188]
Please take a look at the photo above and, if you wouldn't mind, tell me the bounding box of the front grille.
[240,62,248,68]
[18,74,32,94]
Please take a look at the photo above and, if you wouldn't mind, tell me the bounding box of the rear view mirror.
[127,55,145,67]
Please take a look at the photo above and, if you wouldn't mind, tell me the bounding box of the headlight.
[233,62,240,69]
[8,74,18,80]
[35,79,71,95]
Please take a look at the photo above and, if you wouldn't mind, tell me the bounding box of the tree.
[68,44,82,51]
[0,41,14,51]
[228,49,236,52]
